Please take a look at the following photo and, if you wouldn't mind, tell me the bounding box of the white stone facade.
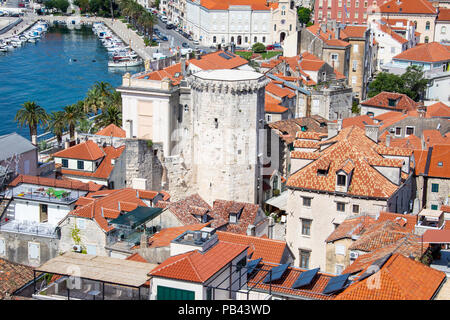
[185,0,298,47]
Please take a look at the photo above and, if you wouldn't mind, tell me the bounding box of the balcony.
[3,183,86,205]
[0,220,59,238]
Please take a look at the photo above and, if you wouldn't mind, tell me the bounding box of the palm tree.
[84,81,115,114]
[78,118,95,134]
[64,103,85,140]
[47,111,66,146]
[95,105,122,130]
[15,101,49,139]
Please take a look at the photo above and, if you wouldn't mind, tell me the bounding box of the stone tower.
[188,69,268,205]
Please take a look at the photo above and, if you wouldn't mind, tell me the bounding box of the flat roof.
[193,69,263,81]
[35,252,157,287]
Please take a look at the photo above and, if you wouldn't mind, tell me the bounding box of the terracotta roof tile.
[341,115,375,129]
[361,91,419,112]
[268,117,328,144]
[140,223,211,248]
[393,42,450,63]
[265,94,288,114]
[199,0,277,10]
[8,174,103,192]
[53,140,105,161]
[95,124,126,138]
[426,102,450,118]
[0,259,36,299]
[378,0,437,14]
[148,241,248,283]
[336,254,445,300]
[437,8,450,21]
[248,262,337,300]
[61,145,125,180]
[326,215,377,243]
[216,231,288,264]
[287,126,409,198]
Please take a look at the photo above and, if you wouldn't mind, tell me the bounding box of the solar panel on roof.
[219,52,232,60]
[263,263,290,283]
[322,273,350,294]
[291,268,319,289]
[246,258,262,275]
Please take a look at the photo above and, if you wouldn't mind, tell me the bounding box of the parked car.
[273,43,282,49]
[193,40,199,45]
[182,42,189,48]
[160,36,168,41]
[187,35,193,41]
[266,45,275,50]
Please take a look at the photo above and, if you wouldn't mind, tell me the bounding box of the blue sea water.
[0,24,143,138]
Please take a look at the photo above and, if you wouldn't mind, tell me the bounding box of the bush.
[252,42,265,53]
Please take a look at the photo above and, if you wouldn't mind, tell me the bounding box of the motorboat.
[108,56,143,68]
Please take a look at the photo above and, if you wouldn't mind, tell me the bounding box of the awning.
[419,209,443,221]
[110,206,162,229]
[35,252,157,287]
[265,191,288,211]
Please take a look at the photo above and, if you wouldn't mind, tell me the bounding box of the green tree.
[47,111,66,145]
[400,65,428,102]
[297,7,312,26]
[94,105,122,130]
[78,118,95,134]
[367,72,405,98]
[63,103,85,140]
[15,101,49,139]
[74,0,89,13]
[252,42,266,53]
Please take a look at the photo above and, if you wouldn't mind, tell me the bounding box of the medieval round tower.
[188,69,268,205]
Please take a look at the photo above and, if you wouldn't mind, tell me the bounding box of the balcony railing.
[0,220,59,238]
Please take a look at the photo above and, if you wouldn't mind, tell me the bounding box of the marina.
[0,22,144,138]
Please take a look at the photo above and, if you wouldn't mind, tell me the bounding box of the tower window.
[214,118,218,128]
[337,174,346,186]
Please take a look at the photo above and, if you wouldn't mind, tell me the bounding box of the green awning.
[110,206,162,229]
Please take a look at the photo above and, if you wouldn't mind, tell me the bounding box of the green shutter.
[431,184,439,193]
[431,205,438,210]
[157,285,195,300]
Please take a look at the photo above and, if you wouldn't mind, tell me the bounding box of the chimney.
[365,124,380,143]
[337,118,343,131]
[140,232,148,249]
[246,224,256,236]
[327,122,338,138]
[180,57,186,76]
[335,26,340,39]
[386,134,391,147]
[194,50,200,60]
[31,134,37,146]
[64,139,70,149]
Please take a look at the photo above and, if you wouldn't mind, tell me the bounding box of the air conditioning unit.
[350,251,359,260]
[73,245,82,253]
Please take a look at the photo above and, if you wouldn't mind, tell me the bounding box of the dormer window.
[229,213,238,224]
[62,159,68,168]
[317,169,328,176]
[388,98,397,107]
[337,174,346,186]
[77,160,84,170]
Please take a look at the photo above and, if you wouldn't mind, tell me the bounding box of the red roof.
[265,94,288,114]
[340,25,368,39]
[200,0,277,10]
[139,223,211,248]
[216,231,289,264]
[306,25,351,48]
[148,241,248,283]
[361,91,419,112]
[95,124,126,138]
[248,262,337,300]
[336,254,445,300]
[60,145,125,180]
[287,126,411,198]
[53,140,105,161]
[376,22,408,44]
[68,188,165,232]
[426,102,450,118]
[437,8,450,21]
[423,229,450,243]
[393,42,450,63]
[8,174,103,192]
[341,115,375,129]
[417,144,450,178]
[378,0,437,14]
[188,50,248,70]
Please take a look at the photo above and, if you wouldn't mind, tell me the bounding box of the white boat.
[108,56,143,68]
[0,46,7,52]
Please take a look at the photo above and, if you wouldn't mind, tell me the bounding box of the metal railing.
[0,220,59,238]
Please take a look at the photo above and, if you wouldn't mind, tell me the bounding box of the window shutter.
[335,244,346,255]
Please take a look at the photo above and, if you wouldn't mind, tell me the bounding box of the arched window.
[425,36,429,43]
[213,36,216,43]
[289,24,292,31]
[425,21,430,30]
[441,26,447,34]
[184,105,189,112]
[254,36,257,42]
[245,36,248,43]
[262,36,266,43]
[274,24,276,31]
[231,36,234,43]
[414,21,417,29]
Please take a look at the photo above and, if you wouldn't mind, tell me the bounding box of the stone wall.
[124,139,163,191]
